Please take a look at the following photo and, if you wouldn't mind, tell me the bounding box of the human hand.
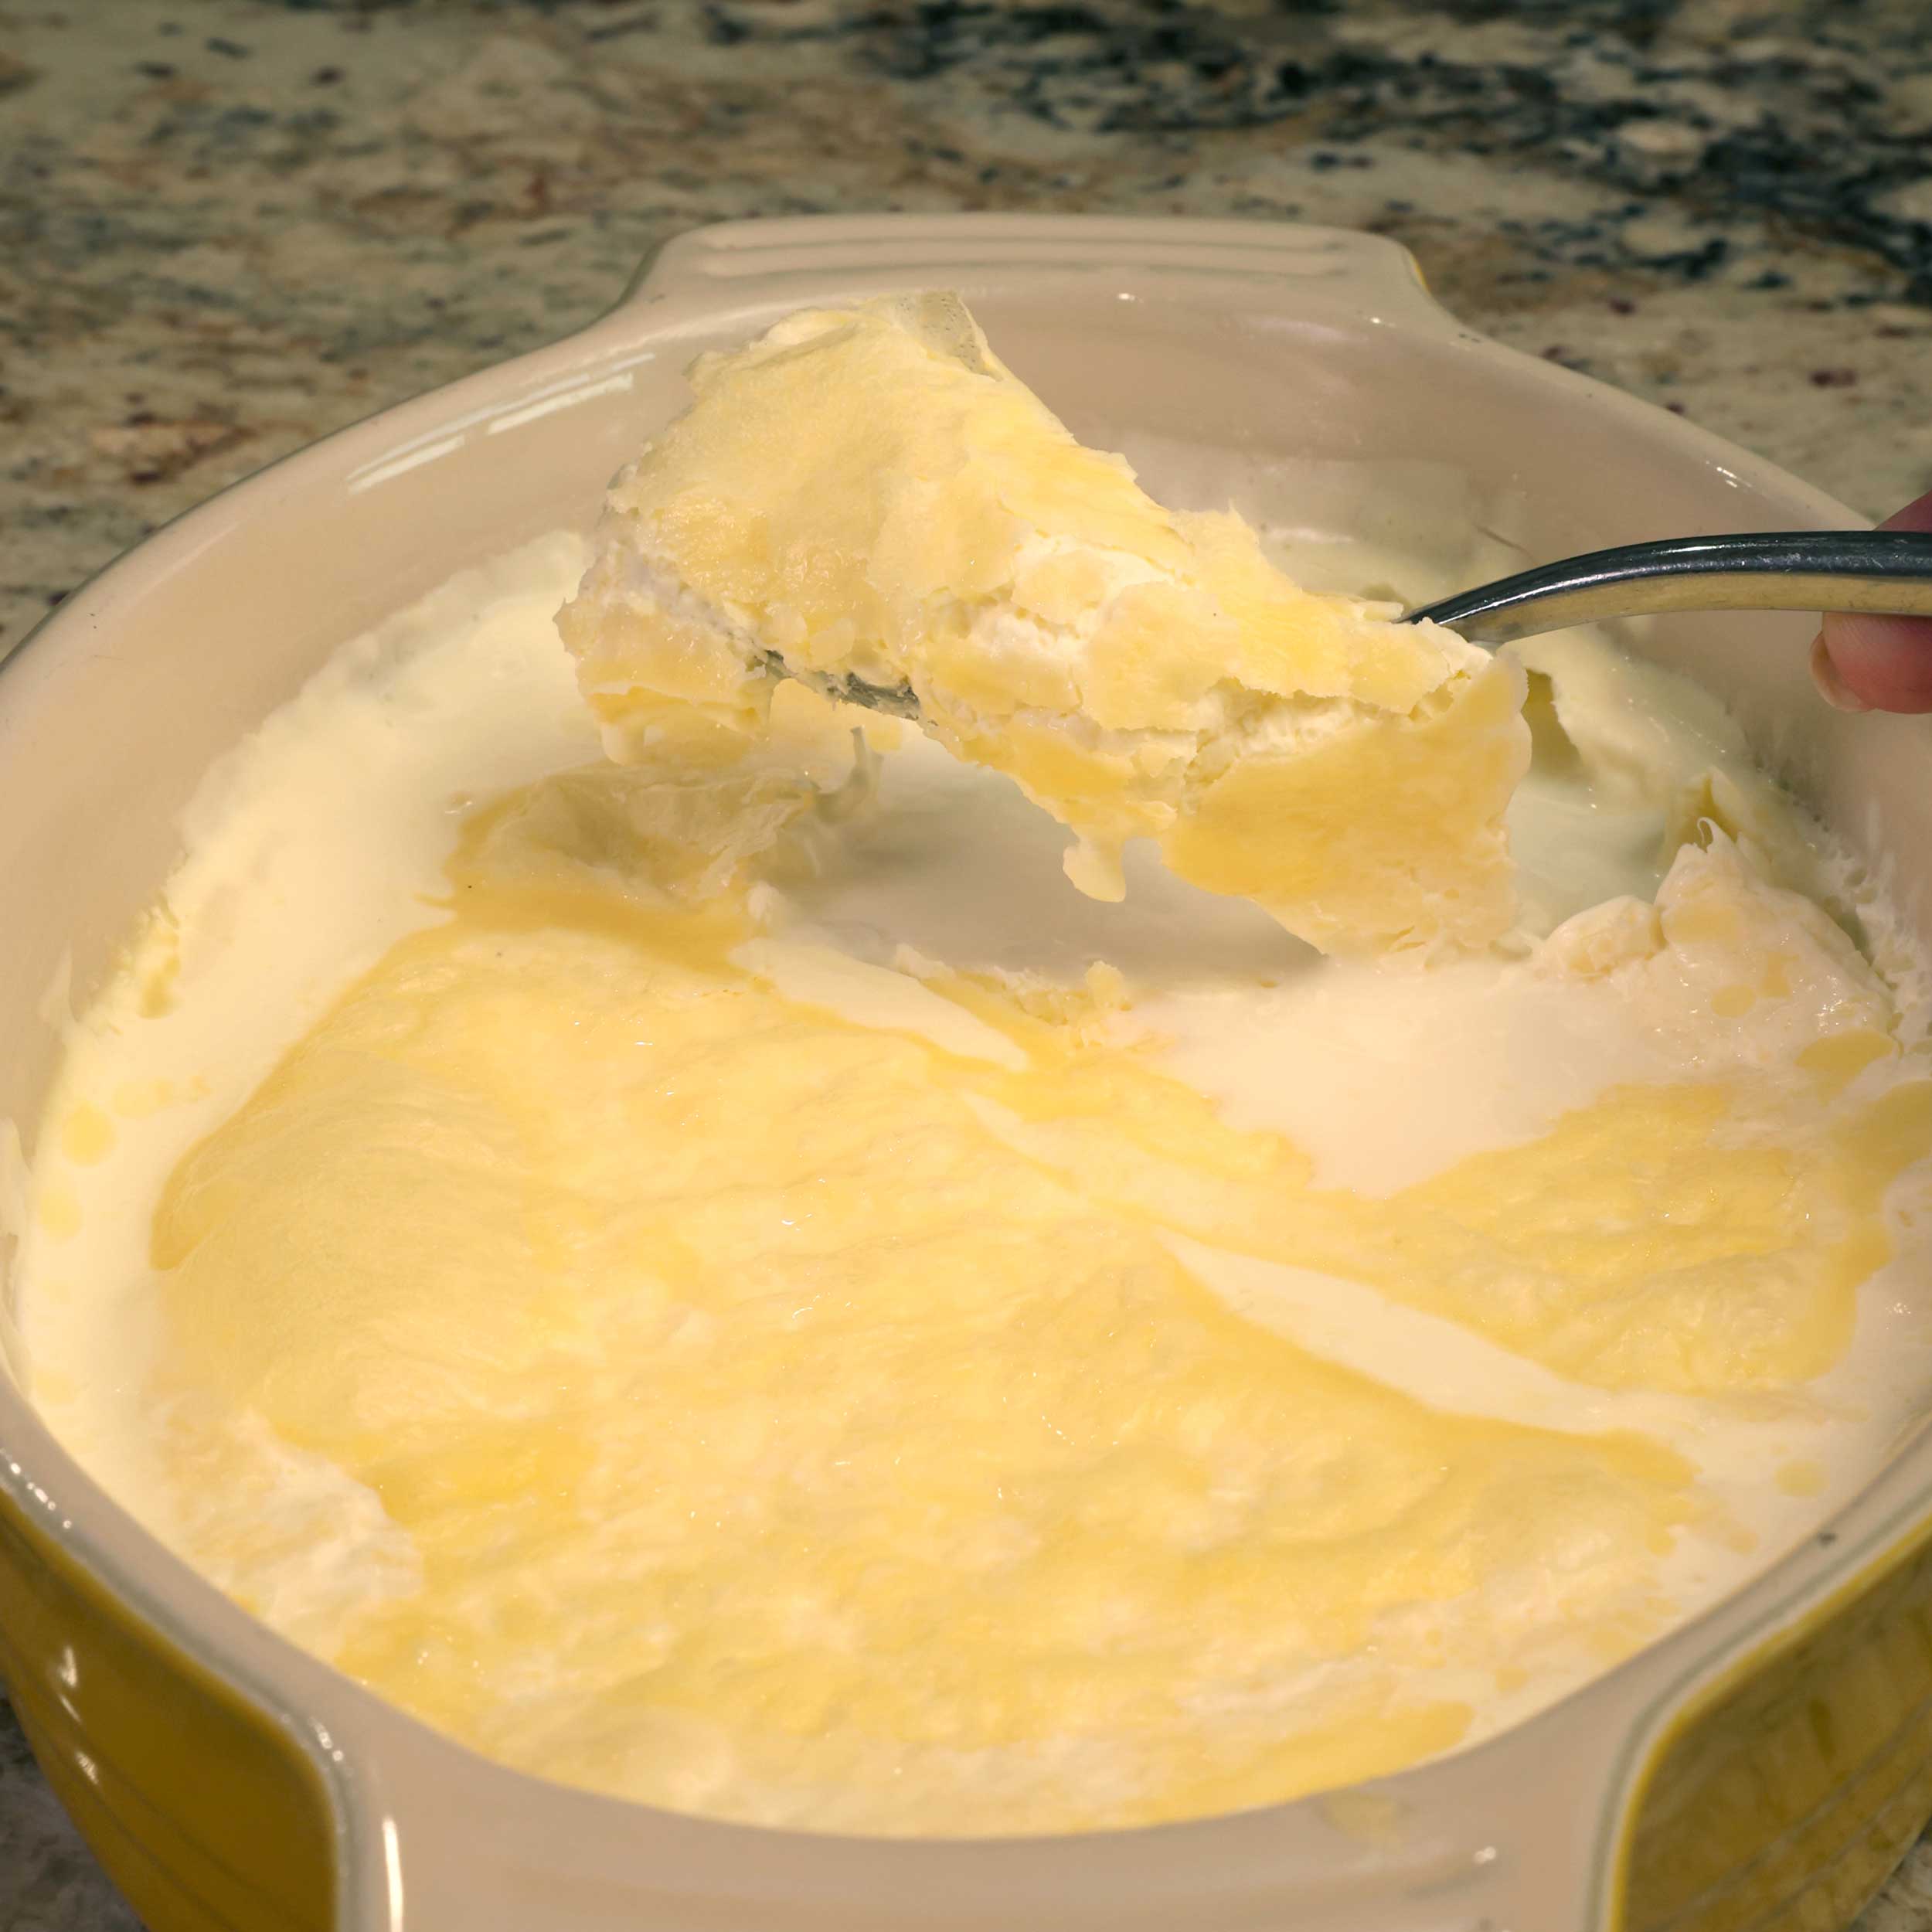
[1811,488,1932,713]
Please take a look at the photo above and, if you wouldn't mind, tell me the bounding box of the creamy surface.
[15,532,1932,1837]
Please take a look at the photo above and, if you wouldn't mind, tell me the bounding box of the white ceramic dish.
[3,216,1931,1932]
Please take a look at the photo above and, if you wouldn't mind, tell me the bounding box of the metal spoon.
[1406,529,1932,646]
[764,529,1932,719]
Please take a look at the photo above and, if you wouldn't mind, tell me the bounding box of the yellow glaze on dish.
[556,295,1529,955]
[127,757,1932,1836]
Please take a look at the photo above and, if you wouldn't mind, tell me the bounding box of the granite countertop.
[3,1,1932,1925]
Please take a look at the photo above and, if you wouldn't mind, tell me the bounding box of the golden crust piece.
[559,293,1529,954]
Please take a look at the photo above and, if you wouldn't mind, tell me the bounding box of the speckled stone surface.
[3,2,1932,1926]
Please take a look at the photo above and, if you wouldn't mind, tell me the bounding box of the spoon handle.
[1407,530,1932,646]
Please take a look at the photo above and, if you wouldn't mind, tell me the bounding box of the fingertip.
[1818,611,1932,714]
[1811,632,1873,712]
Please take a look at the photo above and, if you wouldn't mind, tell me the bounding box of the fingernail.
[1811,633,1873,713]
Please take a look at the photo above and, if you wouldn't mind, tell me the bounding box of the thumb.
[1813,489,1932,713]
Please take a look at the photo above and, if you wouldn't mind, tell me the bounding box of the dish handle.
[331,1693,1637,1932]
[616,212,1453,329]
